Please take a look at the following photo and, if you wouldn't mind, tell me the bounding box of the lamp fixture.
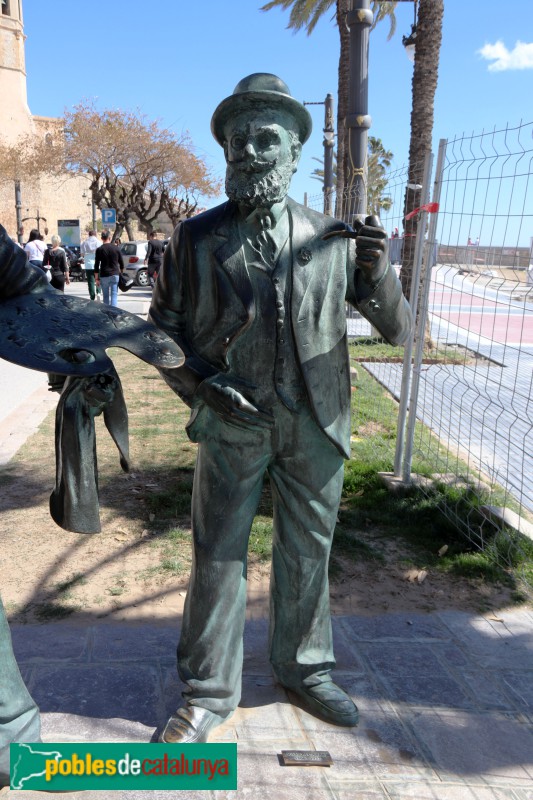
[402,24,417,61]
[401,0,418,62]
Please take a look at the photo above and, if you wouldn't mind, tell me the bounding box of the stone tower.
[0,0,34,142]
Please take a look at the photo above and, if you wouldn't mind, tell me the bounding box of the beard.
[225,161,294,207]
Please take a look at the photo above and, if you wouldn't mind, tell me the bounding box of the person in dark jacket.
[94,230,125,306]
[144,231,164,287]
[43,235,70,292]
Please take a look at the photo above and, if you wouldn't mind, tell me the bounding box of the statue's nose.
[244,141,257,158]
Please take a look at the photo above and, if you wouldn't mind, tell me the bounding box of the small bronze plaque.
[280,750,333,767]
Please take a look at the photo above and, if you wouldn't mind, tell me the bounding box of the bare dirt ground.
[0,419,524,626]
[1,349,529,626]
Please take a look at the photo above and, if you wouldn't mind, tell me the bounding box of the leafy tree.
[0,133,62,186]
[62,101,220,239]
[260,0,398,211]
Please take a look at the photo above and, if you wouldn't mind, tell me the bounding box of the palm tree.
[311,135,393,215]
[400,0,444,302]
[367,135,393,216]
[260,0,398,212]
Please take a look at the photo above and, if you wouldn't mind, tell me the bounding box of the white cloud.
[478,40,533,71]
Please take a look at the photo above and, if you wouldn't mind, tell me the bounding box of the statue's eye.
[231,135,246,151]
[257,132,278,150]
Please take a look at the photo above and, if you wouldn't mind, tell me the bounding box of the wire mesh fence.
[405,124,533,589]
[305,122,533,592]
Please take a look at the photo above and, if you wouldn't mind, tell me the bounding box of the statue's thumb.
[364,214,382,229]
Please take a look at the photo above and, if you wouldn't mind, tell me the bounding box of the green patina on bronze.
[150,73,412,742]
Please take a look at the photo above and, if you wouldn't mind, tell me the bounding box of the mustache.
[232,158,278,174]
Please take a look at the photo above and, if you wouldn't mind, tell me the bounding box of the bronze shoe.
[158,705,224,743]
[285,681,359,727]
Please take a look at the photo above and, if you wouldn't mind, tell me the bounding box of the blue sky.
[22,0,532,237]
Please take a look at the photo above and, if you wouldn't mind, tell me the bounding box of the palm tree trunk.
[400,0,443,305]
[335,0,350,220]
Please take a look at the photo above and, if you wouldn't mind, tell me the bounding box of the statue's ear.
[291,139,302,173]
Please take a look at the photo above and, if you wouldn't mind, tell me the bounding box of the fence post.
[393,151,433,477]
[401,138,447,482]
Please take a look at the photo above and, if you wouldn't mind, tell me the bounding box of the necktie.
[245,208,277,268]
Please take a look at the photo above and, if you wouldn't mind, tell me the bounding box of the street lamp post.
[304,94,336,216]
[345,0,373,224]
[323,93,335,216]
[15,181,23,243]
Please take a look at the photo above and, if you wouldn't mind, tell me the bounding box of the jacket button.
[222,336,230,345]
[369,300,380,311]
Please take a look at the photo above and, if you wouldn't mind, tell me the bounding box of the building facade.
[0,0,92,241]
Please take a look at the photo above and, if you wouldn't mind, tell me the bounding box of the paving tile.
[514,789,533,799]
[430,643,472,669]
[384,781,521,798]
[376,672,474,709]
[459,670,517,711]
[311,715,436,783]
[331,620,367,672]
[361,642,464,676]
[358,642,473,709]
[339,613,451,642]
[27,664,163,727]
[10,622,90,662]
[232,699,302,738]
[502,672,533,711]
[41,712,153,743]
[9,793,217,800]
[243,618,270,674]
[240,674,291,710]
[221,749,333,799]
[410,710,533,781]
[437,613,533,669]
[326,781,389,799]
[90,623,178,661]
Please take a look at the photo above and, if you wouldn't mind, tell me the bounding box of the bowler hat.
[211,73,313,146]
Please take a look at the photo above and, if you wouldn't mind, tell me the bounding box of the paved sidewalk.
[4,609,533,799]
[2,284,533,797]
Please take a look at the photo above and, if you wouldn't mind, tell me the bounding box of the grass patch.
[349,337,488,365]
[249,517,273,562]
[12,344,525,609]
[141,527,192,581]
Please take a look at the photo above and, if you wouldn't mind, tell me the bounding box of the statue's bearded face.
[223,110,302,207]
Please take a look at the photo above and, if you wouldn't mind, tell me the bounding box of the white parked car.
[119,239,170,287]
[119,241,149,286]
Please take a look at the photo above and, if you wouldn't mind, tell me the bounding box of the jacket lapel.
[214,202,254,320]
[287,198,319,322]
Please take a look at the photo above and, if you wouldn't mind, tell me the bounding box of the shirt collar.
[239,198,287,229]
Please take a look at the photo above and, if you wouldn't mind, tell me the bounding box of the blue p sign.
[102,208,116,226]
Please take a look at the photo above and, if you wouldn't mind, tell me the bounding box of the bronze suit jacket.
[149,198,412,459]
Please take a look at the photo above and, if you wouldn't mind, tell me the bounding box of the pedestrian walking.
[94,230,125,307]
[43,235,70,292]
[23,229,47,274]
[144,231,164,287]
[80,229,99,300]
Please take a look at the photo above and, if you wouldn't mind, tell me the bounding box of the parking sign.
[102,208,116,226]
